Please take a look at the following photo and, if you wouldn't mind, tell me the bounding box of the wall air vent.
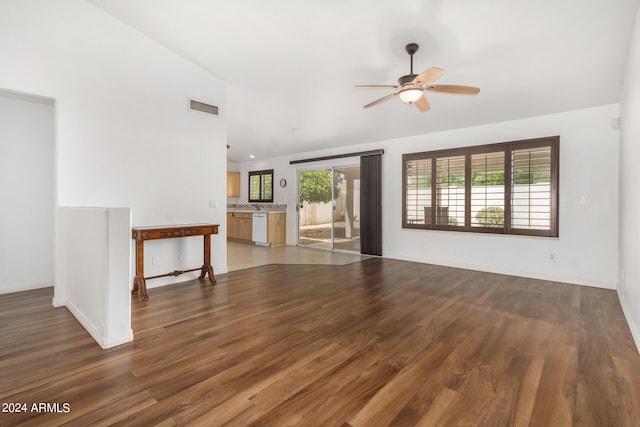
[189,99,219,116]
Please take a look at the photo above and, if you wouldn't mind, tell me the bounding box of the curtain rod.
[290,149,384,165]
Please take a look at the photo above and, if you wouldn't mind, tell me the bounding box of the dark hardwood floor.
[1,258,639,426]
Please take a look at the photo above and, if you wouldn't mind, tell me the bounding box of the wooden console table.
[131,223,219,300]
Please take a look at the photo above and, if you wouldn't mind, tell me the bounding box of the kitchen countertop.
[229,209,286,214]
[227,203,287,214]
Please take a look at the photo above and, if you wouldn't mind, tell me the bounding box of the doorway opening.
[297,165,360,253]
[0,90,55,295]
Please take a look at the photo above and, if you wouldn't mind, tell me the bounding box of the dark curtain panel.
[360,154,382,256]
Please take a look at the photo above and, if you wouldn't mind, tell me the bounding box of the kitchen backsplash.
[227,203,287,211]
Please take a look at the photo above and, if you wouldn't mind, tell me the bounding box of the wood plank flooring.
[226,241,368,272]
[1,258,640,426]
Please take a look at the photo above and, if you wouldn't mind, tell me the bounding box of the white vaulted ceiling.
[87,0,639,161]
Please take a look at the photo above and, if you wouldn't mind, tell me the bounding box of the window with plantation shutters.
[471,151,505,229]
[248,169,274,203]
[510,146,553,232]
[402,136,558,237]
[435,155,465,227]
[404,158,432,225]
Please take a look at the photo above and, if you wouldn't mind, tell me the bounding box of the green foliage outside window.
[475,207,504,227]
[407,175,432,189]
[472,171,504,186]
[299,170,341,204]
[512,168,550,185]
[440,173,465,187]
[410,170,549,188]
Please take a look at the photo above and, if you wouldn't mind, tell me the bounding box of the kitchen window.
[248,169,274,203]
[402,136,559,237]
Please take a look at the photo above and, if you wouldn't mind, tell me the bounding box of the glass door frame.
[296,160,361,253]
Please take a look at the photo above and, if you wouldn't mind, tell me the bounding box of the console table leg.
[139,277,148,300]
[199,234,217,284]
[133,276,148,300]
[133,239,149,300]
[200,264,216,284]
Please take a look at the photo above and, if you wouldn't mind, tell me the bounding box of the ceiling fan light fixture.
[398,88,423,104]
[356,43,479,112]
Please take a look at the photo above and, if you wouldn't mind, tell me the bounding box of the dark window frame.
[248,169,274,203]
[402,136,559,237]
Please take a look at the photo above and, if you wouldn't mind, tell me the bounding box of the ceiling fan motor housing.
[398,74,418,86]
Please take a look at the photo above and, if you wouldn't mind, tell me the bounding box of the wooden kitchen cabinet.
[227,172,240,197]
[226,213,235,238]
[227,211,286,246]
[227,212,252,242]
[239,215,253,241]
[233,216,242,239]
[267,212,286,246]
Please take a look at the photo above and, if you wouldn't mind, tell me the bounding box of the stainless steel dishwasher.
[252,212,268,246]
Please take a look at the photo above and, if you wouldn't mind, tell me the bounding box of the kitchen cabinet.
[226,213,234,238]
[239,215,253,241]
[267,212,286,246]
[227,172,240,197]
[227,212,252,242]
[227,211,286,246]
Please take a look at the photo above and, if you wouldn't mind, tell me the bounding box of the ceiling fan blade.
[355,84,399,89]
[427,84,480,95]
[413,67,445,86]
[363,92,397,108]
[414,95,430,112]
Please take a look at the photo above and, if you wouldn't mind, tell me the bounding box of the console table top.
[132,223,215,230]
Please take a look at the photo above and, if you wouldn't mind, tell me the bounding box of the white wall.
[619,5,640,351]
[0,0,228,301]
[0,91,54,294]
[56,207,132,348]
[236,104,620,289]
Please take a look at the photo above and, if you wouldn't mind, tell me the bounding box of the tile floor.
[226,240,369,272]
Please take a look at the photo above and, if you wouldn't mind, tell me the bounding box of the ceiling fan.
[356,43,480,112]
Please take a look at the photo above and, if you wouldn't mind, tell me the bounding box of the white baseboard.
[145,270,227,289]
[64,299,133,349]
[382,253,616,290]
[0,281,53,295]
[64,299,104,347]
[618,289,640,355]
[103,330,134,349]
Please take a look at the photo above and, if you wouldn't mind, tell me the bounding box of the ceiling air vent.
[189,99,219,116]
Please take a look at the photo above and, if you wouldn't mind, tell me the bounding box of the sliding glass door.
[298,168,333,249]
[333,166,360,251]
[297,166,360,252]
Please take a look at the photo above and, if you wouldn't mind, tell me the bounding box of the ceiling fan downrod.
[405,43,419,75]
[397,43,420,86]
